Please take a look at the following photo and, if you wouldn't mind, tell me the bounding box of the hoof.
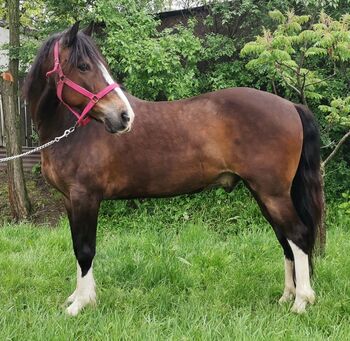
[66,301,81,316]
[65,287,96,316]
[290,290,315,314]
[291,300,307,314]
[279,286,295,304]
[66,290,77,304]
[279,292,295,304]
[66,295,96,316]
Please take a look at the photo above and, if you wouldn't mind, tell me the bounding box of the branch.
[275,62,297,84]
[299,71,308,105]
[275,61,305,98]
[282,70,297,84]
[305,72,336,88]
[277,70,301,95]
[299,44,307,70]
[301,71,307,91]
[322,129,350,167]
[275,60,300,76]
[271,79,278,95]
[321,141,335,149]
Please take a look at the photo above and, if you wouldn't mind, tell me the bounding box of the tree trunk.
[0,0,31,220]
[315,129,350,256]
[315,168,326,257]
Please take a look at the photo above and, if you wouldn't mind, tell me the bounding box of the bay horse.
[23,22,324,316]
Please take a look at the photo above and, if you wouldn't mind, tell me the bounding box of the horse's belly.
[104,160,239,199]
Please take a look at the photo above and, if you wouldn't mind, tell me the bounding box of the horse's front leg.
[64,194,100,316]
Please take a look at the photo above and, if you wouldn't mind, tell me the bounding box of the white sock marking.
[279,257,295,303]
[287,240,315,313]
[66,262,96,316]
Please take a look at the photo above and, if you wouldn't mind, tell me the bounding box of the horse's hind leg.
[248,191,296,303]
[250,188,315,313]
[276,234,295,303]
[252,191,295,303]
[265,194,315,312]
[64,194,100,316]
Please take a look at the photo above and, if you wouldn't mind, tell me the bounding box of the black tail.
[291,104,324,261]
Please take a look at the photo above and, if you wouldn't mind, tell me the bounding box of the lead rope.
[0,124,77,163]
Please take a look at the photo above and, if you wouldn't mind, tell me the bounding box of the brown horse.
[23,23,324,316]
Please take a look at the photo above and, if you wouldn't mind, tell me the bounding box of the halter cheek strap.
[46,40,119,126]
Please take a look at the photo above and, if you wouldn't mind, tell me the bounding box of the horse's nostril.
[121,112,130,124]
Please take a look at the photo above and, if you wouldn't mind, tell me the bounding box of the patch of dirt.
[0,170,65,226]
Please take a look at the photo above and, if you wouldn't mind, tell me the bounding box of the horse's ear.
[65,21,80,46]
[82,22,95,37]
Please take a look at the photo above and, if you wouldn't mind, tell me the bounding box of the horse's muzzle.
[104,111,131,134]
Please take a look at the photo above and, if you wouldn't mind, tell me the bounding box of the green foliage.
[241,10,350,104]
[202,33,236,61]
[100,186,267,237]
[324,158,350,199]
[339,191,350,214]
[93,1,203,100]
[0,0,6,20]
[31,163,41,176]
[319,96,350,129]
[204,61,249,90]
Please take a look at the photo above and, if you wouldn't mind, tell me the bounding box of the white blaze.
[98,61,135,125]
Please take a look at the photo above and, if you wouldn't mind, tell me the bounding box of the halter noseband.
[46,40,119,126]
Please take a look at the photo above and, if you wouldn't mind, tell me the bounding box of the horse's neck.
[31,84,72,143]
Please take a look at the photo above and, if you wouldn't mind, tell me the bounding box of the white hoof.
[66,290,77,304]
[291,290,315,314]
[66,293,96,316]
[307,290,316,305]
[66,300,82,316]
[291,299,307,314]
[279,289,295,304]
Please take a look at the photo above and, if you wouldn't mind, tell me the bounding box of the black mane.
[23,30,104,100]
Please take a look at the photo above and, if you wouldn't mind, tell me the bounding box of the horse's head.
[47,22,134,133]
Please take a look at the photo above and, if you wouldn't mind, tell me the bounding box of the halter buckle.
[92,95,99,103]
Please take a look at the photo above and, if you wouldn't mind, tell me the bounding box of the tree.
[0,0,31,220]
[319,97,350,168]
[240,10,350,168]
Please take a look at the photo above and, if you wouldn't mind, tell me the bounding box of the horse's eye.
[78,63,90,72]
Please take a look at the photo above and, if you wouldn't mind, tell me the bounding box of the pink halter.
[46,40,119,126]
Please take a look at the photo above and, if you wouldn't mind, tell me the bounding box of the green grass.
[1,187,350,340]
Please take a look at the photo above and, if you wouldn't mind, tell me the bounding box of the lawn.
[0,186,349,340]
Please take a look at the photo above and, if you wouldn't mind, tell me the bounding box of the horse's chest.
[41,153,68,195]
